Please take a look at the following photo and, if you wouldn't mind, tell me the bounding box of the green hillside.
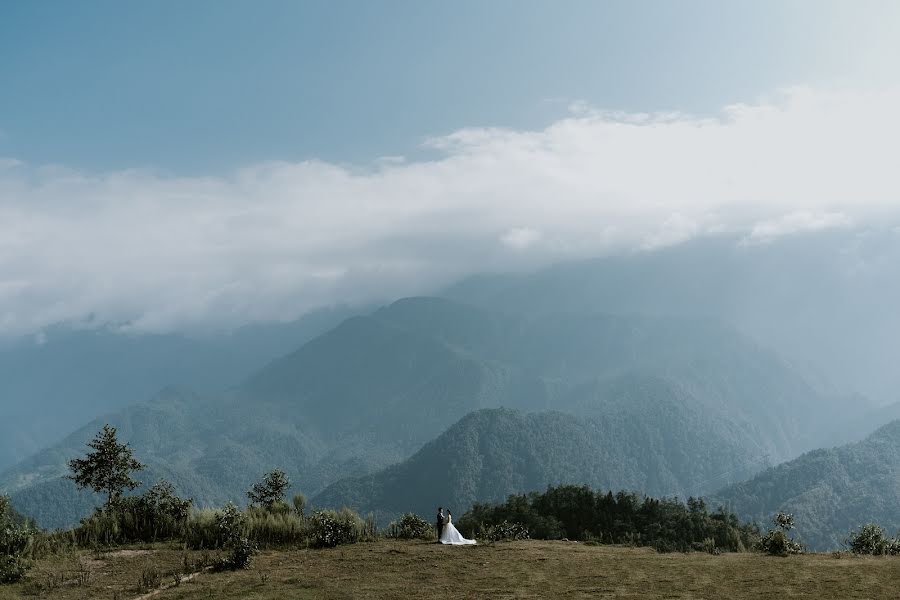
[715,420,900,550]
[314,404,771,524]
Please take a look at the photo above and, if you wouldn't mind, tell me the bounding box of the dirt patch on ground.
[104,549,155,559]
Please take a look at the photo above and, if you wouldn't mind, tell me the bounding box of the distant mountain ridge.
[313,404,762,524]
[1,296,859,529]
[714,419,900,550]
[0,305,363,471]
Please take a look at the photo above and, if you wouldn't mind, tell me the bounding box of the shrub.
[310,510,355,548]
[387,513,433,540]
[214,538,258,571]
[137,565,162,592]
[478,520,530,542]
[846,523,899,555]
[309,509,374,548]
[758,513,802,556]
[215,503,247,547]
[692,537,720,555]
[0,496,32,584]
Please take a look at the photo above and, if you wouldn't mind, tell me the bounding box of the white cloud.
[2,86,900,337]
[748,211,852,242]
[500,227,542,250]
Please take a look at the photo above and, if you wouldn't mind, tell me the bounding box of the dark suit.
[436,512,444,540]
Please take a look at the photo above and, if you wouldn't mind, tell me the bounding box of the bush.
[692,537,720,555]
[214,538,258,571]
[758,513,802,556]
[478,520,530,542]
[0,496,32,584]
[309,509,374,548]
[387,513,434,540]
[310,510,355,548]
[215,503,247,547]
[846,523,900,555]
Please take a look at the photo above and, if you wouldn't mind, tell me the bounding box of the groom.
[436,506,444,541]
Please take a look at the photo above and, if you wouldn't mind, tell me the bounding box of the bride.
[440,510,476,545]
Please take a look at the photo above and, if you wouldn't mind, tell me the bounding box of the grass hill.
[715,419,900,550]
[1,297,853,529]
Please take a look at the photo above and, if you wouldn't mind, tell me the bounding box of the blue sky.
[2,1,900,337]
[3,0,898,173]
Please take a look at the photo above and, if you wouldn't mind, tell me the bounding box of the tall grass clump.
[245,503,307,548]
[74,480,192,546]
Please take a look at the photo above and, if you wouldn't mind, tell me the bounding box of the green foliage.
[67,424,146,509]
[292,493,307,517]
[248,469,291,509]
[716,420,900,550]
[845,523,900,555]
[478,520,530,542]
[137,565,162,593]
[214,538,258,571]
[758,512,802,556]
[387,513,434,540]
[0,496,32,584]
[460,486,758,553]
[73,479,192,545]
[310,509,375,548]
[215,503,246,547]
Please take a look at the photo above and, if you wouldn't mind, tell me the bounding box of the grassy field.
[4,540,900,599]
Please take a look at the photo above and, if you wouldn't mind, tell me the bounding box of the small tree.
[67,424,146,509]
[758,512,802,556]
[292,493,307,517]
[247,469,290,510]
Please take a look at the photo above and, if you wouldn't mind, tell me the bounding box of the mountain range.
[0,305,361,472]
[0,294,866,530]
[5,235,900,547]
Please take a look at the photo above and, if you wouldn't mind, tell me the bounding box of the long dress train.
[440,516,476,545]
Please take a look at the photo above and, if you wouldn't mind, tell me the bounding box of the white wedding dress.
[440,515,476,545]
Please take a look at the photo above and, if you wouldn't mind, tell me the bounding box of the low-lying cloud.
[2,85,900,337]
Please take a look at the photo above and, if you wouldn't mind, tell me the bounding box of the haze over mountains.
[4,232,900,547]
[0,305,361,471]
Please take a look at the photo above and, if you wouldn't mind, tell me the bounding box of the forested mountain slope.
[313,404,760,524]
[715,419,900,550]
[2,296,848,529]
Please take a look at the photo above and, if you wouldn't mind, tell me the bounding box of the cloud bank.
[2,86,900,337]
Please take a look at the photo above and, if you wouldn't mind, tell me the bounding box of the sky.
[2,0,900,337]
